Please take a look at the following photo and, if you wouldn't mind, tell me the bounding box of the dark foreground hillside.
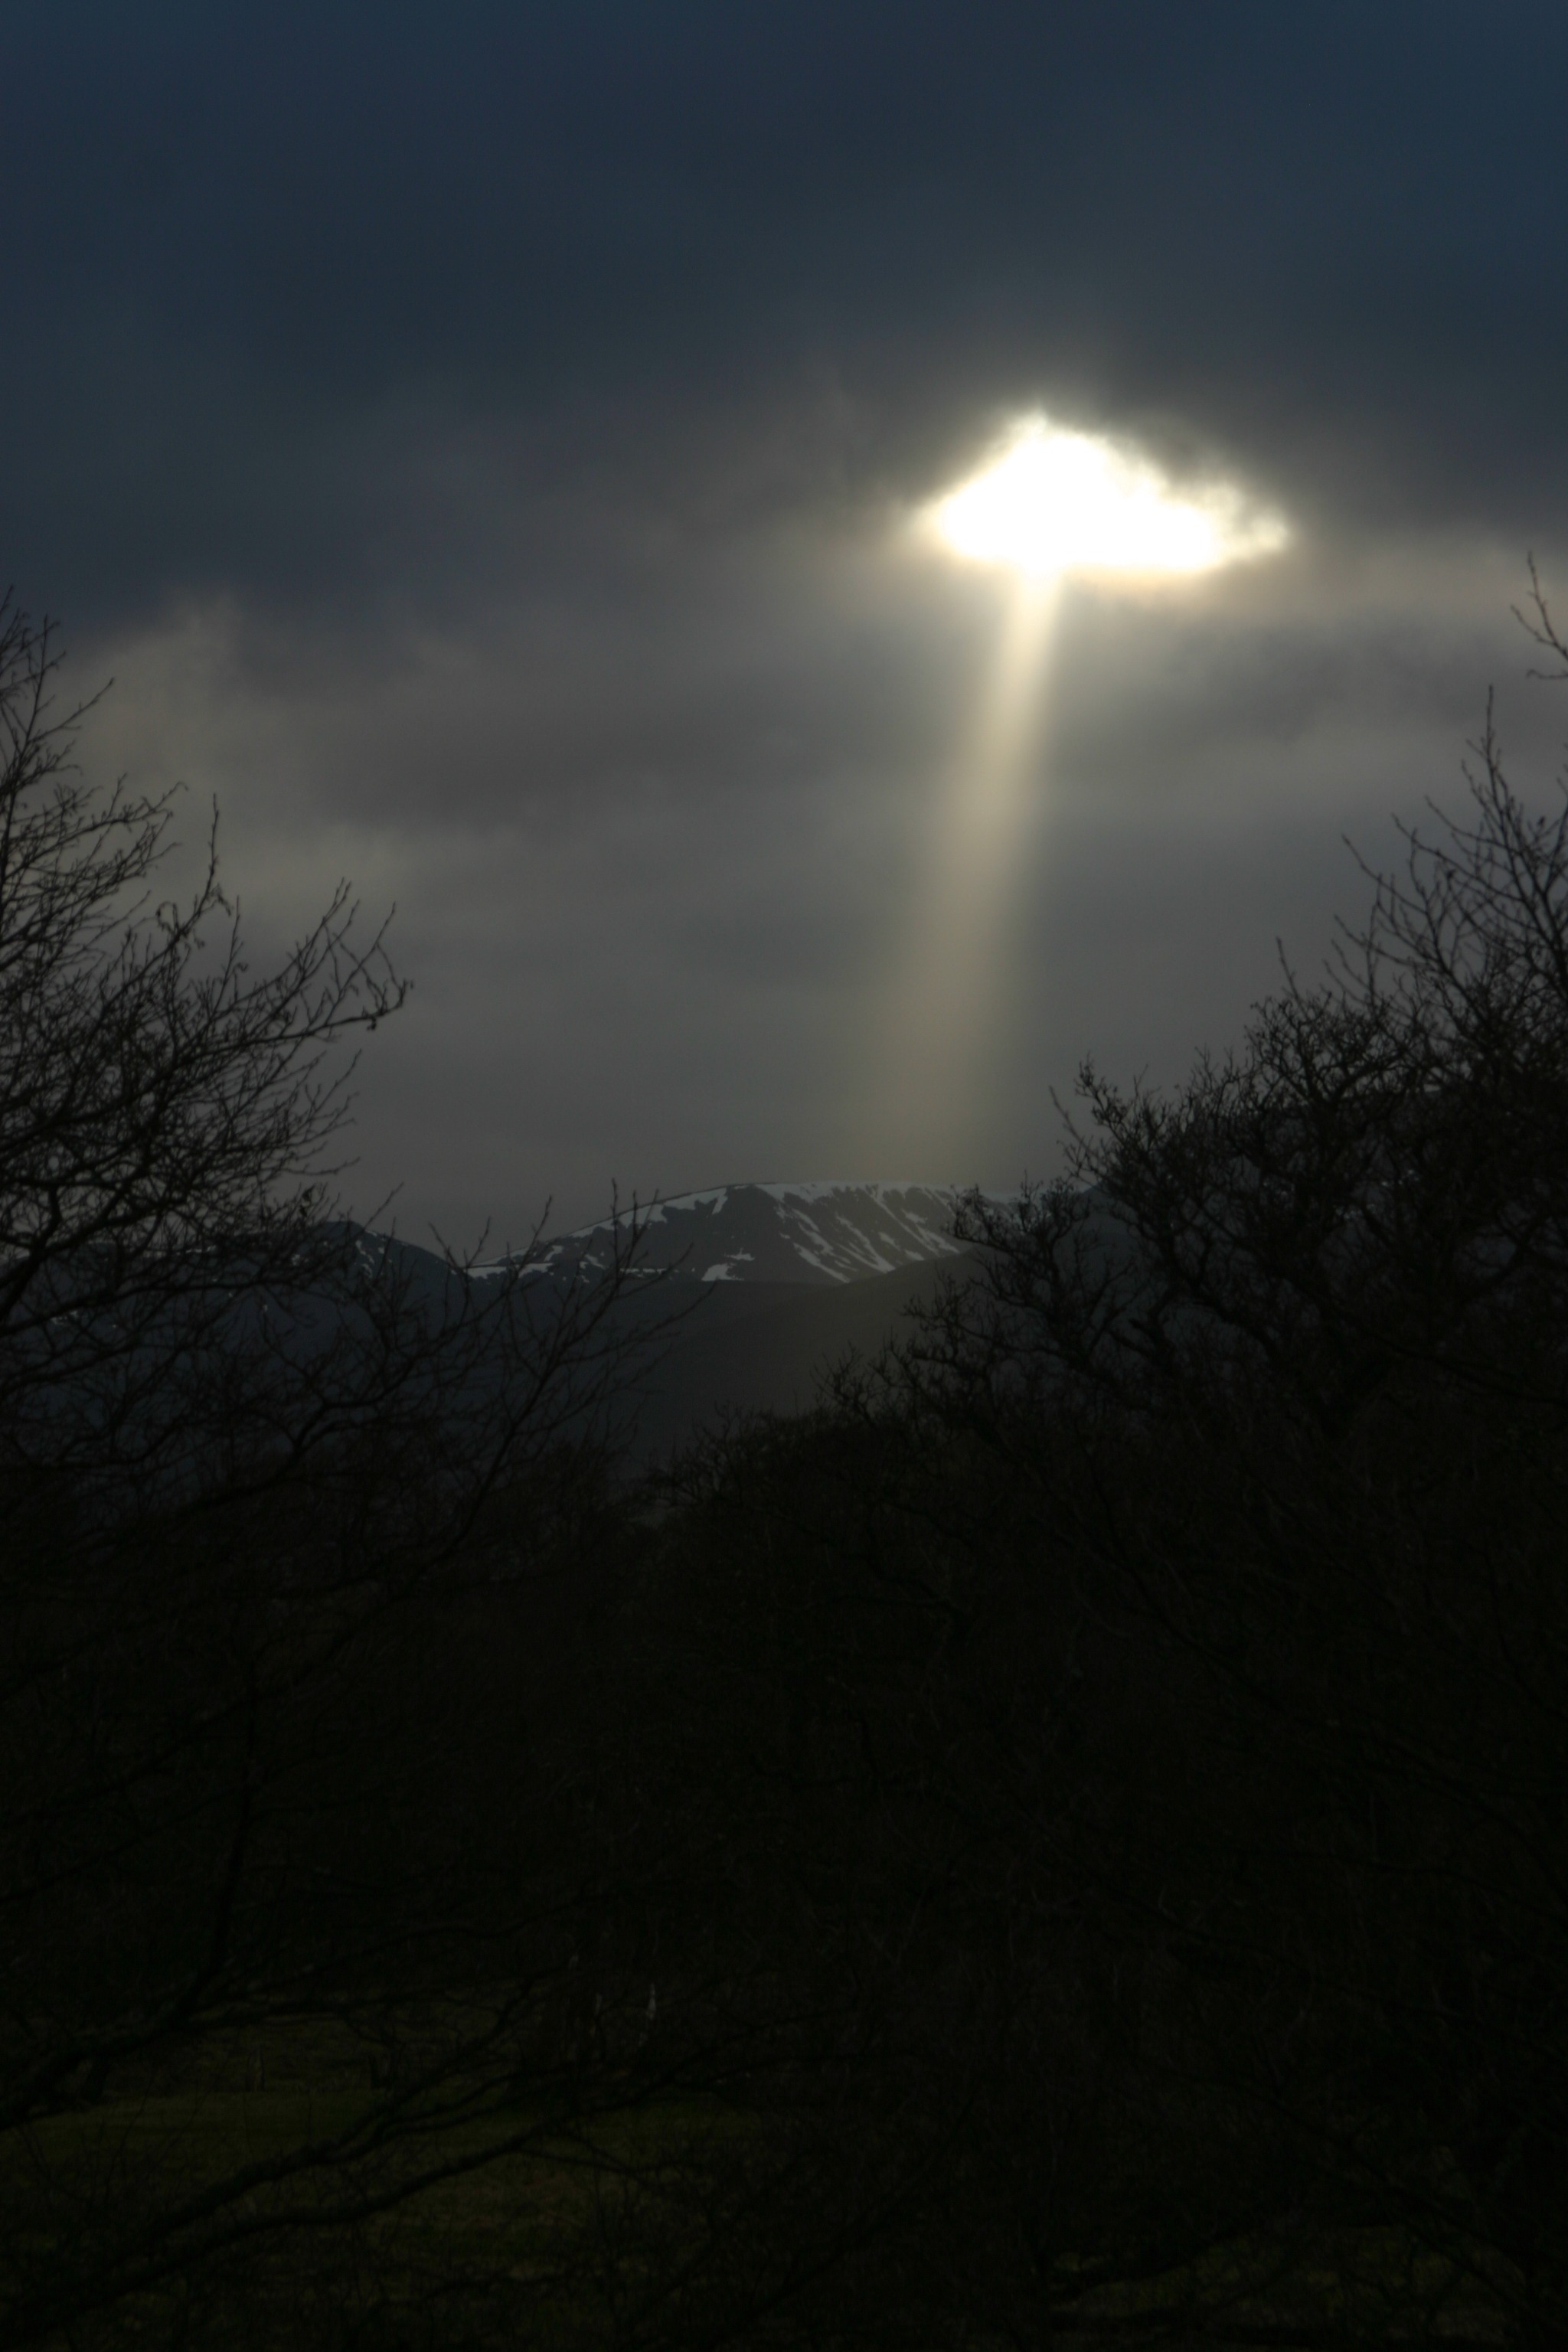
[622,1250,982,1461]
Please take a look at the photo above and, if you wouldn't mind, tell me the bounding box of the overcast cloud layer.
[7,2,1568,1237]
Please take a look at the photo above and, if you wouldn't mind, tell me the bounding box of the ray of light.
[861,416,1290,1179]
[864,576,1060,1174]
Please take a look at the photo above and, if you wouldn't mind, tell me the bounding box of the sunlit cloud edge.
[920,411,1292,584]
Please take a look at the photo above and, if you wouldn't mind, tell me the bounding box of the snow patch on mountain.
[483,1181,990,1288]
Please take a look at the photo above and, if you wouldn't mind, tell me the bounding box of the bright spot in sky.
[927,414,1289,580]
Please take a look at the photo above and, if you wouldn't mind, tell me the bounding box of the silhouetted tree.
[877,618,1568,2344]
[625,590,1568,2348]
[0,600,678,2349]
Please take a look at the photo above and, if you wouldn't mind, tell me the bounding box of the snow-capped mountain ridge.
[490,1181,988,1289]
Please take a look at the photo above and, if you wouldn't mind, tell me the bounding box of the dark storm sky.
[7,2,1568,1238]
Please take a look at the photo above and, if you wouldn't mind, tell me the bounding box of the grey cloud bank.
[7,2,1568,1236]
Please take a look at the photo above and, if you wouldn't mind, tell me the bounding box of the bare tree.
[610,601,1568,2351]
[871,656,1568,2345]
[0,600,685,2350]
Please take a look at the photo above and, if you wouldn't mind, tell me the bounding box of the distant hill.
[493,1180,985,1288]
[374,1181,1006,1463]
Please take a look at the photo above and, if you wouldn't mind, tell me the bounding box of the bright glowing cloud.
[926,414,1290,581]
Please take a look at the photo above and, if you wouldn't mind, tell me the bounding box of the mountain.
[373,1182,1005,1464]
[495,1181,982,1288]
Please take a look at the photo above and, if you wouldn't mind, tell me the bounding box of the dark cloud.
[11,0,1568,614]
[6,2,1568,1233]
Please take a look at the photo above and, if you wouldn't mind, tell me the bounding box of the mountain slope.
[372,1181,1008,1461]
[499,1181,979,1288]
[623,1250,979,1463]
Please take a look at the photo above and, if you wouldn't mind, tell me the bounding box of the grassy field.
[2,2027,1524,2350]
[2,2019,756,2350]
